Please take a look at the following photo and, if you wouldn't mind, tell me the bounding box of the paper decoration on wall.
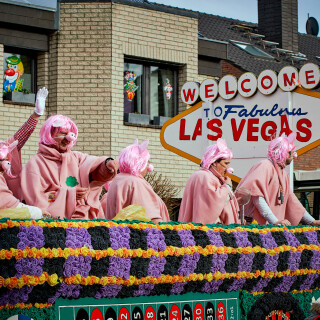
[164,78,173,100]
[124,71,138,101]
[3,56,24,94]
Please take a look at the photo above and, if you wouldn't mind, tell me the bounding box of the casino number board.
[56,292,239,320]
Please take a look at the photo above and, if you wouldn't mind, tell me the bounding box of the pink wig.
[201,138,233,172]
[119,139,152,176]
[39,115,78,148]
[268,132,297,167]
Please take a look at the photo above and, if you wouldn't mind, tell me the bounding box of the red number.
[170,304,181,320]
[194,303,204,320]
[144,306,156,320]
[119,307,130,320]
[216,302,226,320]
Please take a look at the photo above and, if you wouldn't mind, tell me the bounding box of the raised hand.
[34,87,49,116]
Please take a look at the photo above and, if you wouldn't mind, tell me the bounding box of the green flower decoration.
[66,176,79,187]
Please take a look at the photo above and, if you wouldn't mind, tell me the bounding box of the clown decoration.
[124,71,138,101]
[164,78,172,100]
[3,56,24,94]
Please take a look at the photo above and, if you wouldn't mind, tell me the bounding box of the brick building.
[0,0,319,214]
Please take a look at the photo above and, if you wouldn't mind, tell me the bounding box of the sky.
[4,0,320,34]
[150,0,320,34]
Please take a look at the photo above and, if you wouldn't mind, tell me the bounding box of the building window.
[124,59,178,125]
[3,49,36,96]
[230,40,275,59]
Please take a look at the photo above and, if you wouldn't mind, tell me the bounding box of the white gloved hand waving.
[34,87,49,116]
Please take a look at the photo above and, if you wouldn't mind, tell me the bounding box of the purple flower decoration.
[274,276,297,292]
[287,251,301,271]
[109,226,130,249]
[17,225,44,249]
[264,253,279,272]
[95,285,122,299]
[211,253,228,273]
[310,251,320,269]
[283,230,300,247]
[48,284,81,304]
[252,278,271,292]
[108,257,131,280]
[178,253,200,276]
[304,231,319,245]
[15,257,44,277]
[65,227,92,249]
[300,273,319,290]
[0,286,33,305]
[177,229,195,247]
[227,278,246,291]
[148,256,166,277]
[133,283,154,296]
[207,231,224,247]
[238,253,255,272]
[145,228,166,251]
[234,231,252,247]
[170,282,186,295]
[202,280,223,293]
[259,232,277,249]
[64,255,92,277]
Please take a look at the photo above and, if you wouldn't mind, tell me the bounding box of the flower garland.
[1,219,320,311]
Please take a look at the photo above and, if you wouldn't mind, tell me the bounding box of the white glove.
[34,87,48,116]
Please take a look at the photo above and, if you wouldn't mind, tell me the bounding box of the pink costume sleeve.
[178,169,231,225]
[14,116,38,151]
[90,161,116,182]
[0,173,20,209]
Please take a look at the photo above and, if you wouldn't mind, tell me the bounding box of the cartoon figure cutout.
[164,78,172,100]
[3,56,24,93]
[124,71,138,101]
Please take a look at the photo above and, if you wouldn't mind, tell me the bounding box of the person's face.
[285,151,294,165]
[213,158,231,176]
[51,130,72,153]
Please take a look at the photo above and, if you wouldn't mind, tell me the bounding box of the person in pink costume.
[238,132,320,226]
[0,87,50,218]
[105,139,170,223]
[178,139,239,225]
[21,115,119,219]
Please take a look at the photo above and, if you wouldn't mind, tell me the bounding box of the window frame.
[124,57,180,123]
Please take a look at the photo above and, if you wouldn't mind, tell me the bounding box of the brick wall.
[51,2,112,156]
[294,145,320,171]
[221,60,244,78]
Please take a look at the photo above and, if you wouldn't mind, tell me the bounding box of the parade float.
[1,63,320,320]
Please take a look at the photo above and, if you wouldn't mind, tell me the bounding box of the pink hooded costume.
[178,139,239,225]
[105,140,170,222]
[21,115,115,219]
[238,133,305,225]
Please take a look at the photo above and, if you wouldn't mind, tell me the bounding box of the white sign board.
[160,87,320,182]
